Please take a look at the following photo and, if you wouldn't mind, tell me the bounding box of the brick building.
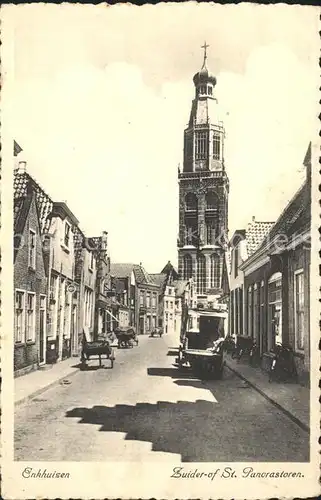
[14,179,47,375]
[239,144,312,385]
[229,219,274,338]
[14,162,96,364]
[91,232,117,339]
[177,44,229,303]
[110,263,137,331]
[73,228,97,349]
[135,264,160,335]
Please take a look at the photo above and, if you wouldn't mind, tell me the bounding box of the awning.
[106,309,119,322]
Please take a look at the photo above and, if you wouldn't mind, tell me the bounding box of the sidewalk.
[225,355,310,432]
[15,356,81,406]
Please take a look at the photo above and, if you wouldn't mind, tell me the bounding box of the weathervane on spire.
[201,41,209,68]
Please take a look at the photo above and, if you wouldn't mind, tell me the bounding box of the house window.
[90,251,94,270]
[64,221,71,248]
[15,290,25,343]
[170,301,173,309]
[294,270,304,350]
[84,287,93,329]
[152,293,156,308]
[146,292,151,308]
[183,254,192,279]
[210,254,220,289]
[196,254,206,295]
[195,131,208,160]
[234,246,239,278]
[28,229,36,268]
[26,293,36,342]
[213,133,220,160]
[140,291,144,306]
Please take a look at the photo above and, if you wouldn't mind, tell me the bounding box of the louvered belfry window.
[195,131,208,160]
[213,133,220,160]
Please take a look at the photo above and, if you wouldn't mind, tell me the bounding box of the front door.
[39,295,46,364]
[139,316,144,335]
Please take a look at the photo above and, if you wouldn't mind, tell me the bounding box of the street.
[15,333,309,462]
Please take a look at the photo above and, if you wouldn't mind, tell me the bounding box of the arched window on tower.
[185,193,198,212]
[206,221,215,245]
[183,254,192,280]
[210,253,221,289]
[206,191,218,210]
[196,254,206,295]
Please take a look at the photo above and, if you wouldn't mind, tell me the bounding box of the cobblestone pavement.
[15,334,309,462]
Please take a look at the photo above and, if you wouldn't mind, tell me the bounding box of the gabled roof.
[14,171,53,234]
[149,273,167,288]
[160,261,179,279]
[245,219,275,257]
[133,264,156,285]
[13,192,43,265]
[14,195,33,237]
[110,263,135,278]
[257,180,310,251]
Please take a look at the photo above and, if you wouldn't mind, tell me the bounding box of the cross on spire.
[201,41,209,68]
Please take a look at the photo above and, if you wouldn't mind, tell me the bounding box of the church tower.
[178,43,229,299]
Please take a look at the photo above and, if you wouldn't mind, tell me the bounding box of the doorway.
[39,295,46,364]
[139,316,144,335]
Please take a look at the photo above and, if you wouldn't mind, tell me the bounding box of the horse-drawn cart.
[115,327,138,348]
[81,331,115,369]
[150,327,163,338]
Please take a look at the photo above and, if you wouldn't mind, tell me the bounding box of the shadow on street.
[66,400,218,462]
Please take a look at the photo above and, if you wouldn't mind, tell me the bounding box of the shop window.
[294,270,304,350]
[247,286,253,337]
[268,273,282,349]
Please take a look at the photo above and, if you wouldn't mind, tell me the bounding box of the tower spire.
[201,41,209,69]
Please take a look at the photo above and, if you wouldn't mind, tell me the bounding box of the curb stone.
[225,362,309,433]
[15,366,80,407]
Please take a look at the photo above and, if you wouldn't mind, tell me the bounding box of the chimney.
[14,160,27,173]
[252,215,255,222]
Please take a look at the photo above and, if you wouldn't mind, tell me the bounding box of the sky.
[6,3,319,272]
